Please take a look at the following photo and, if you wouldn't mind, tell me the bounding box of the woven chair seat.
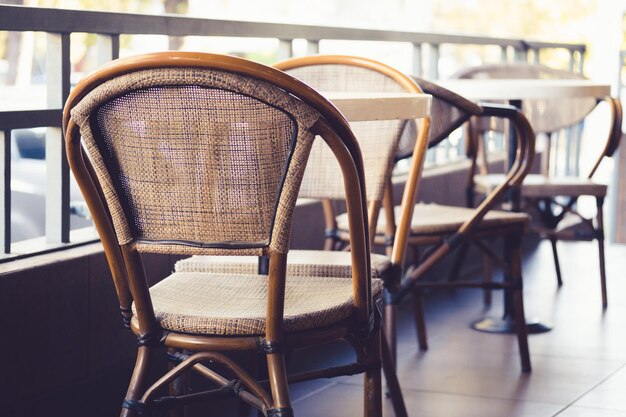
[138,272,383,336]
[175,250,391,279]
[474,173,607,197]
[337,203,528,236]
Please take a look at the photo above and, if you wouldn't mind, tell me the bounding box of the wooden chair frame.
[63,52,385,417]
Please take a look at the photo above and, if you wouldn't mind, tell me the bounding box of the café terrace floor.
[281,240,626,417]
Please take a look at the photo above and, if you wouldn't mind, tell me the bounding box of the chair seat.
[474,174,607,197]
[140,272,383,336]
[175,250,392,279]
[337,203,528,236]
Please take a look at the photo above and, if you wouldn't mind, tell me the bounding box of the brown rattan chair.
[63,52,386,417]
[456,63,623,308]
[350,76,535,372]
[175,55,431,371]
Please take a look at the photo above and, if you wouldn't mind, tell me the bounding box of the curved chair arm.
[403,104,535,289]
[588,96,623,178]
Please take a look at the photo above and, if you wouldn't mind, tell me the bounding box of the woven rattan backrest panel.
[396,77,479,158]
[286,64,410,202]
[70,68,319,255]
[453,63,597,133]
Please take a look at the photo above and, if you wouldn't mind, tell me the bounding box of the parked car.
[12,127,92,242]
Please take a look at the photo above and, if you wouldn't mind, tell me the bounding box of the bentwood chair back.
[455,63,623,307]
[63,52,382,417]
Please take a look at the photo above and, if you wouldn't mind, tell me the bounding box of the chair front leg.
[505,229,531,373]
[596,196,608,308]
[266,352,293,417]
[121,346,155,417]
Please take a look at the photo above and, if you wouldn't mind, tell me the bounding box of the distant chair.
[455,63,623,308]
[64,52,387,417]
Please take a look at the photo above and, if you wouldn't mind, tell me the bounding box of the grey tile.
[293,382,562,417]
[573,365,626,412]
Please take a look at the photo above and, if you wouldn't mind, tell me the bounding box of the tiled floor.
[288,241,626,417]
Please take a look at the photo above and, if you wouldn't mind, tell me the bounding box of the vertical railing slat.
[0,130,11,254]
[277,39,293,61]
[97,33,120,65]
[45,33,71,244]
[306,40,319,55]
[412,43,422,77]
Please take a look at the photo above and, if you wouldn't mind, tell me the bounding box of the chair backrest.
[63,51,373,334]
[274,56,424,205]
[453,63,622,179]
[452,63,598,134]
[400,76,482,158]
[274,56,430,253]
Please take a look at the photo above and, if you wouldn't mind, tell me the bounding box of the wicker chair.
[63,52,386,417]
[175,55,431,372]
[345,77,535,372]
[455,63,623,308]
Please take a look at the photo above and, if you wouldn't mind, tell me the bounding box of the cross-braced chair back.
[68,64,321,257]
[277,56,423,204]
[453,63,597,134]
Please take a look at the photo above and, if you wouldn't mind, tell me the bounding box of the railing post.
[306,40,319,55]
[412,43,422,77]
[0,130,10,254]
[428,43,439,79]
[500,46,508,62]
[96,34,120,65]
[514,45,527,63]
[277,39,293,61]
[45,33,71,244]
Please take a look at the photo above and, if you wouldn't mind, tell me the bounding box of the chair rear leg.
[549,236,563,287]
[505,230,531,373]
[364,324,383,417]
[596,196,608,308]
[412,289,428,351]
[482,251,493,305]
[384,300,398,365]
[121,346,154,417]
[381,325,408,417]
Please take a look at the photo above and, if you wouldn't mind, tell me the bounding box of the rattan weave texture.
[287,64,411,202]
[71,68,320,254]
[135,271,383,335]
[174,250,391,279]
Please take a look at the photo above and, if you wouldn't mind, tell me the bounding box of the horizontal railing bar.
[0,5,585,53]
[523,40,586,53]
[0,109,62,130]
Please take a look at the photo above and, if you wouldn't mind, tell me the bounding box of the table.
[439,79,611,101]
[324,91,432,121]
[441,79,611,335]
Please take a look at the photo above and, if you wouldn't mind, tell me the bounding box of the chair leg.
[549,236,563,287]
[266,353,293,417]
[381,331,408,417]
[482,251,493,306]
[364,323,383,417]
[448,242,470,282]
[384,301,397,365]
[120,346,154,417]
[412,289,428,351]
[596,196,608,308]
[505,230,531,373]
[168,348,188,417]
